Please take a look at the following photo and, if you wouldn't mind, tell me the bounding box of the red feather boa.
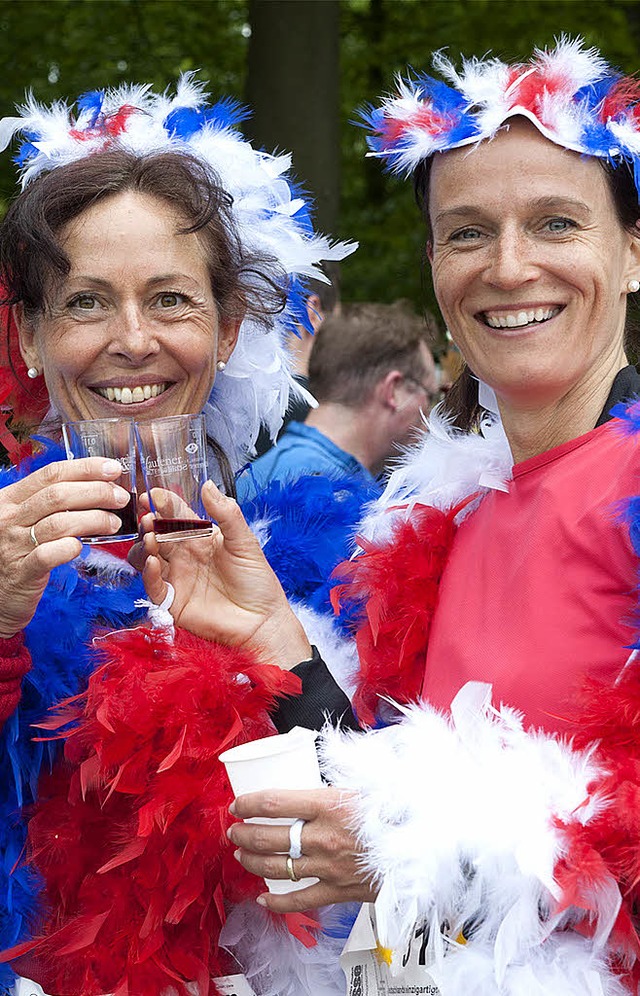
[0,626,301,996]
[550,666,640,982]
[332,500,473,725]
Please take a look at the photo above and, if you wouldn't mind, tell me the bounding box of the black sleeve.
[270,645,360,733]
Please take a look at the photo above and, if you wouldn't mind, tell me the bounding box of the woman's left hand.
[129,480,312,668]
[228,787,378,911]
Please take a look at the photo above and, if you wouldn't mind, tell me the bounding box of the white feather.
[319,681,611,969]
[428,933,627,996]
[220,901,347,996]
[80,546,137,578]
[533,35,610,91]
[290,602,360,699]
[357,407,512,545]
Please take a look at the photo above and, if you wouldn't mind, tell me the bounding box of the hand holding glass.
[136,414,213,542]
[62,417,137,543]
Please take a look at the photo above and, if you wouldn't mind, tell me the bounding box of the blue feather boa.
[239,473,378,634]
[0,442,146,987]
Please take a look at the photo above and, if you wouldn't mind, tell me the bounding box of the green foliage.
[0,0,639,324]
[0,0,250,208]
[338,0,640,317]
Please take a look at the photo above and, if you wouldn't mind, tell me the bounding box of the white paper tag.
[212,974,257,996]
[14,980,51,996]
[341,906,442,995]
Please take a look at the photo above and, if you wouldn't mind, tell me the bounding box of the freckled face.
[17,190,238,422]
[428,119,640,407]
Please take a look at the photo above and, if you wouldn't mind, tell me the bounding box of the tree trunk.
[245,0,340,235]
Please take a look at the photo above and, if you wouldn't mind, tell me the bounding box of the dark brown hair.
[413,142,640,431]
[308,300,437,407]
[0,149,288,493]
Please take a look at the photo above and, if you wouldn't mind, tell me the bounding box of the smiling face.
[428,119,640,409]
[17,190,239,423]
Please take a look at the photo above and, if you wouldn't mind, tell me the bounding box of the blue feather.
[76,89,105,127]
[0,442,146,985]
[611,399,640,433]
[165,106,207,140]
[284,276,313,334]
[15,133,39,168]
[165,98,250,141]
[203,97,250,131]
[418,74,468,113]
[240,474,378,635]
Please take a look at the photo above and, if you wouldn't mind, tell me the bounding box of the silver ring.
[29,524,39,548]
[286,855,300,883]
[288,818,305,860]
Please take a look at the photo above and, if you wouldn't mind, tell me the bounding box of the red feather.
[550,666,640,975]
[0,302,49,430]
[601,78,640,122]
[333,500,470,725]
[381,104,457,147]
[1,626,303,995]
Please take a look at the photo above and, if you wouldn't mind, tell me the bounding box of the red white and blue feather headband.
[0,74,357,470]
[362,36,640,193]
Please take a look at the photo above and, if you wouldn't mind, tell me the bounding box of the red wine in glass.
[82,492,139,544]
[114,492,139,537]
[154,517,213,540]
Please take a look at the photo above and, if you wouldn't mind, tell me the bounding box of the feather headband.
[362,36,640,193]
[0,73,357,469]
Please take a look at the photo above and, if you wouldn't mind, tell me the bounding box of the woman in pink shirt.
[146,39,640,995]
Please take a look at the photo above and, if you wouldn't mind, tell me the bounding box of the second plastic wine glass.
[136,413,213,542]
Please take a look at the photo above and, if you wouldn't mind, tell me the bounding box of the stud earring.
[628,279,640,293]
[216,360,226,372]
[27,367,39,379]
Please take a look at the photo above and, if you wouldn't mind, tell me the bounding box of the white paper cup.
[220,726,323,894]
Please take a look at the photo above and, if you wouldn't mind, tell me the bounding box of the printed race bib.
[212,974,257,996]
[14,974,256,996]
[341,905,442,996]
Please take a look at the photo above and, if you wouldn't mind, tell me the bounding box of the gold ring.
[29,524,39,548]
[286,855,300,883]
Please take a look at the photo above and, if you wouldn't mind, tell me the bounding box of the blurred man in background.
[237,301,438,498]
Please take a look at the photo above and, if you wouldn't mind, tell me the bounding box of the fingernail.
[256,896,267,907]
[113,486,131,506]
[102,459,122,476]
[233,849,241,862]
[229,802,237,815]
[226,827,234,840]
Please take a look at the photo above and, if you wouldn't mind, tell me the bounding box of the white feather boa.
[357,408,513,544]
[220,902,349,996]
[320,682,621,994]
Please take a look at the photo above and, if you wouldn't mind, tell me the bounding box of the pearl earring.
[27,367,39,379]
[628,279,640,293]
[216,360,226,372]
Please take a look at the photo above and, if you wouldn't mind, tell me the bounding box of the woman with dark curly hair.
[0,77,357,996]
